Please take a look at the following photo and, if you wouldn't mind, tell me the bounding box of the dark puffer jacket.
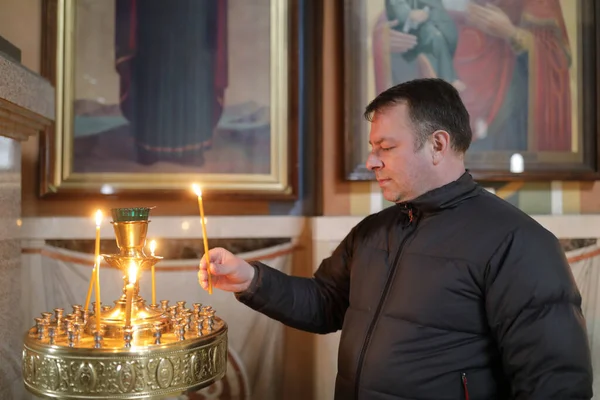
[237,173,593,399]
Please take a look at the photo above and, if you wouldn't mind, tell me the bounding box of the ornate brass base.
[23,324,227,399]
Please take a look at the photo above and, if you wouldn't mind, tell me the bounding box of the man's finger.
[199,247,227,268]
[198,270,219,290]
[198,270,208,289]
[210,262,236,276]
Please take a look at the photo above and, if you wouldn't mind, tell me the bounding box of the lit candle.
[150,240,157,305]
[192,184,212,294]
[125,261,137,327]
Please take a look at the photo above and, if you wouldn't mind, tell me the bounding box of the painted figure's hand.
[409,9,429,24]
[373,17,418,54]
[467,3,517,40]
[198,247,255,293]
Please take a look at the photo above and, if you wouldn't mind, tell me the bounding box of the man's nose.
[366,153,382,171]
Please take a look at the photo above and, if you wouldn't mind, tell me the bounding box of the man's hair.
[364,78,472,153]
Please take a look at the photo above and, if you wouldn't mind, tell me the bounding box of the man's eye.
[381,147,394,151]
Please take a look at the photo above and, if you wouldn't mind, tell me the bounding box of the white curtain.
[20,242,293,400]
[567,240,600,397]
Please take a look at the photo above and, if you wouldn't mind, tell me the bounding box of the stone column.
[0,53,54,398]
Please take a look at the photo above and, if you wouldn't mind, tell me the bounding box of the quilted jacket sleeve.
[485,227,593,399]
[235,225,359,334]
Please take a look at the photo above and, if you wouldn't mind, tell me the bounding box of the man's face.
[366,104,433,203]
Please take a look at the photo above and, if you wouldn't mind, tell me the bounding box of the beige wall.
[0,0,40,72]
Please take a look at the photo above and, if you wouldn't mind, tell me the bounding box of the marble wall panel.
[0,136,22,398]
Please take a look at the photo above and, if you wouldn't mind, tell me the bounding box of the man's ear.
[431,130,451,165]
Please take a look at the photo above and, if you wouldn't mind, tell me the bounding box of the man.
[199,79,592,399]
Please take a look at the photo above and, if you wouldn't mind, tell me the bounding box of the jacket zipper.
[462,373,470,400]
[353,209,418,398]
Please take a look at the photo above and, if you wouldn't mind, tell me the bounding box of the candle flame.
[95,209,103,227]
[149,240,157,255]
[191,183,202,197]
[128,260,137,284]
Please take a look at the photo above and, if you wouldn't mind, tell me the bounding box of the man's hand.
[198,247,256,293]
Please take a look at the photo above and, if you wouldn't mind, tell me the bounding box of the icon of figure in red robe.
[373,0,572,153]
[115,0,228,166]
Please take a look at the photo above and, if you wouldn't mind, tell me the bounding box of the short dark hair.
[364,78,472,153]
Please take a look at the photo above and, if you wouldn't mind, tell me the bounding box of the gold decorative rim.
[23,327,228,399]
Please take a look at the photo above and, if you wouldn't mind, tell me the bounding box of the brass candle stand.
[22,207,228,399]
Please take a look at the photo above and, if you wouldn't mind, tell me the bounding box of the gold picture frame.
[40,0,298,200]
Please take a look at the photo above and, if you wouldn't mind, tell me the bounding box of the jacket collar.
[395,171,480,216]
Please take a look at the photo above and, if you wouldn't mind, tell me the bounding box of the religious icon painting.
[40,0,298,199]
[343,0,600,181]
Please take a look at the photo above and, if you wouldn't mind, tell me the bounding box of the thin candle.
[125,261,136,327]
[93,210,102,332]
[94,256,102,332]
[84,210,102,311]
[150,240,157,305]
[84,264,95,311]
[192,184,212,294]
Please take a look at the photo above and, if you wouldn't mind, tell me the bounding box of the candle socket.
[153,322,162,345]
[35,318,44,340]
[72,305,83,320]
[41,312,52,325]
[196,318,204,336]
[48,327,56,345]
[73,322,82,343]
[175,321,186,342]
[193,303,202,317]
[53,308,64,331]
[201,306,216,332]
[67,328,75,348]
[94,331,103,349]
[123,327,133,348]
[160,300,169,311]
